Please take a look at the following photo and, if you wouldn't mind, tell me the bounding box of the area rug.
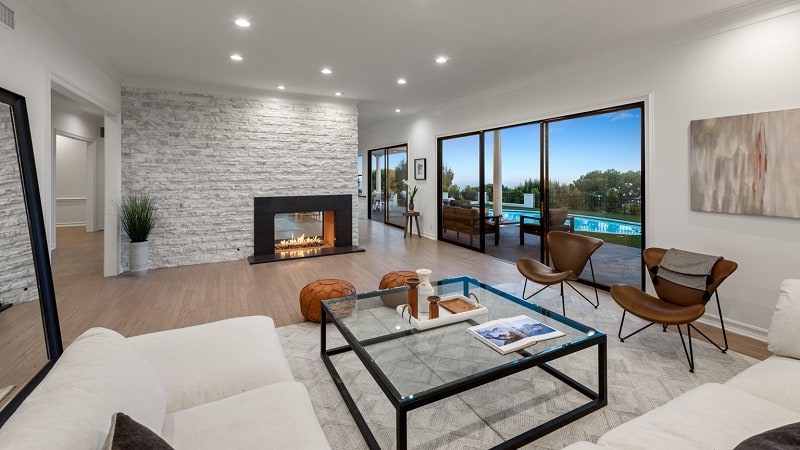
[276,281,757,449]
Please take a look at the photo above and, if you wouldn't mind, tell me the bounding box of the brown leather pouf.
[299,279,356,323]
[378,270,418,308]
[379,270,418,290]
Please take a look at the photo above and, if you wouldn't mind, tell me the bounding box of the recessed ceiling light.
[395,108,401,113]
[397,78,407,85]
[334,92,343,96]
[277,85,286,90]
[230,54,243,61]
[321,67,333,75]
[435,56,449,64]
[234,18,251,27]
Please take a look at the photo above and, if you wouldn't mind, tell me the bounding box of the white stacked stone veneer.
[0,110,37,304]
[121,87,358,269]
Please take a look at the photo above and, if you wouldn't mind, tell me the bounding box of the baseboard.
[697,313,768,342]
[56,223,86,228]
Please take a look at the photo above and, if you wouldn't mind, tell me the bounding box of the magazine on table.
[467,315,565,354]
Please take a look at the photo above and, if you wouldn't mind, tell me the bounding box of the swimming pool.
[493,210,642,235]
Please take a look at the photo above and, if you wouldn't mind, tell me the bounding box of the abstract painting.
[690,108,800,219]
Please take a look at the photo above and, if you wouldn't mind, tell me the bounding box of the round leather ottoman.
[378,270,418,307]
[299,279,356,323]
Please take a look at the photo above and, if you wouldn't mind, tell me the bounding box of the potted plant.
[119,193,156,276]
[408,186,418,211]
[403,179,419,211]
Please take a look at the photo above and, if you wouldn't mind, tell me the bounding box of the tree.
[448,184,460,199]
[441,164,454,191]
[391,161,408,195]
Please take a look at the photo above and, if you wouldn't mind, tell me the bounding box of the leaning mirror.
[0,87,62,425]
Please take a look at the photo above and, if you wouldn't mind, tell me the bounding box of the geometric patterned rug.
[277,280,757,449]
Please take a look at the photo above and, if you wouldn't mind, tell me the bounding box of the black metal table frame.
[320,277,607,450]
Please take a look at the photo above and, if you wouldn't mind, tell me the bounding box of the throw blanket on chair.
[656,248,722,291]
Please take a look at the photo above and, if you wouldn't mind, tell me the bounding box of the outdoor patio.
[444,222,643,288]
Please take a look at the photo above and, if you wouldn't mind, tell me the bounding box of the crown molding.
[122,75,360,110]
[28,0,123,83]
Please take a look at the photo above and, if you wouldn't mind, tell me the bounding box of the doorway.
[368,144,408,228]
[50,89,106,277]
[55,135,90,228]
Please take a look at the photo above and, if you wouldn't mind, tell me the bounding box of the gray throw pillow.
[104,412,173,450]
[734,421,800,449]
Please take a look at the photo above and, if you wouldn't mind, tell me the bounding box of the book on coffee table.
[467,315,565,354]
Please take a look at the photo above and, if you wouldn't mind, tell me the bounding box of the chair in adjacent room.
[516,231,604,316]
[610,247,738,372]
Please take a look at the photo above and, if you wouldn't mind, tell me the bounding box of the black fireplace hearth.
[249,194,364,264]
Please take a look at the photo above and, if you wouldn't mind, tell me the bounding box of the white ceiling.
[41,0,764,128]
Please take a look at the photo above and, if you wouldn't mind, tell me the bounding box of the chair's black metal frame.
[521,257,600,316]
[321,276,607,450]
[617,290,728,373]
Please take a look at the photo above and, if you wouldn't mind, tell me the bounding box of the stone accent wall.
[120,87,359,269]
[0,110,37,305]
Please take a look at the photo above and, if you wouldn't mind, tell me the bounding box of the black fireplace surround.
[249,194,364,264]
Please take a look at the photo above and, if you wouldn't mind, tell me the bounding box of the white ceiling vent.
[0,2,14,31]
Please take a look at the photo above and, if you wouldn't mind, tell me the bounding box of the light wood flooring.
[47,221,770,360]
[0,220,772,409]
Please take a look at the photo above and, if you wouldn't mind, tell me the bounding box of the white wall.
[0,0,122,274]
[359,7,800,338]
[55,135,87,226]
[95,137,105,230]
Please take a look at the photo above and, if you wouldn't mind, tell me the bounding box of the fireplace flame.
[275,234,324,251]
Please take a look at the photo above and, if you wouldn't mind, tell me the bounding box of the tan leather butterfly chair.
[611,247,738,372]
[517,231,604,316]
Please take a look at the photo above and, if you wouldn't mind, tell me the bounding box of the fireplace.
[249,195,364,264]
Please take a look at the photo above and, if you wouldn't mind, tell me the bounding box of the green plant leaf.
[119,193,156,243]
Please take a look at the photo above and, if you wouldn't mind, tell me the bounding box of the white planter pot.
[129,241,149,277]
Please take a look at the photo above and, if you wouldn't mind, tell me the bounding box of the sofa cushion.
[597,383,800,450]
[734,421,800,449]
[161,381,330,450]
[725,355,800,414]
[129,316,294,413]
[0,328,166,450]
[104,412,174,450]
[767,279,800,359]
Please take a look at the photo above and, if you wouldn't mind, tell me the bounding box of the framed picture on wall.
[414,158,426,180]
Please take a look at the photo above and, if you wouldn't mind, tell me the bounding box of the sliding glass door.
[546,106,643,287]
[368,144,407,228]
[440,133,483,250]
[483,124,541,261]
[437,103,645,289]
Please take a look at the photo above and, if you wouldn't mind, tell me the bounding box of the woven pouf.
[379,270,418,290]
[299,279,356,323]
[378,270,418,307]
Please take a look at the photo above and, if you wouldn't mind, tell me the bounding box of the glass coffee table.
[320,276,607,449]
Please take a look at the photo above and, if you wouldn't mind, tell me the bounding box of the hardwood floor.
[41,221,780,355]
[0,220,772,411]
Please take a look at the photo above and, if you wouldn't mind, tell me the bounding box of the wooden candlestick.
[406,278,420,319]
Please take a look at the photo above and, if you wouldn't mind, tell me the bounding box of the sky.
[442,107,642,187]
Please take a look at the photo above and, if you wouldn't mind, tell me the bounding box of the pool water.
[493,210,641,235]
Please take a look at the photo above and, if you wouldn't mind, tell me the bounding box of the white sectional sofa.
[564,279,800,450]
[0,316,330,449]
